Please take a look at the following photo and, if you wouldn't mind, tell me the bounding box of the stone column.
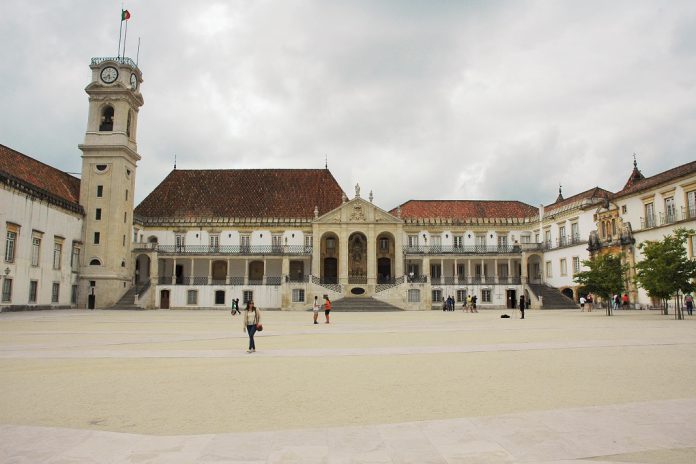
[367,226,376,287]
[244,258,249,286]
[171,258,177,285]
[339,227,349,285]
[394,229,404,278]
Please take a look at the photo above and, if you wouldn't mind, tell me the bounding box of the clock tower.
[78,57,144,308]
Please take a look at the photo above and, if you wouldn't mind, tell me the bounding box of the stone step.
[330,297,402,312]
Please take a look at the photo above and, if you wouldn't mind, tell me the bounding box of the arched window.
[89,258,102,266]
[99,106,114,131]
[126,110,132,137]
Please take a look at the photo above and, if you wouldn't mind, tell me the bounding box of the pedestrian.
[586,293,593,312]
[686,294,694,316]
[613,294,620,310]
[519,294,525,319]
[579,295,586,311]
[242,300,262,353]
[442,298,447,311]
[621,293,629,309]
[234,298,241,315]
[312,295,321,324]
[465,294,472,312]
[324,295,332,323]
[471,295,478,312]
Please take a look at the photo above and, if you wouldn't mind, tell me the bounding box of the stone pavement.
[1,309,695,463]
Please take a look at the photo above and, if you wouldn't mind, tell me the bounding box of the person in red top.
[622,293,629,309]
[324,296,332,324]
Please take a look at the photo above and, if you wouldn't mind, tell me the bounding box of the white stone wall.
[156,284,282,309]
[0,186,83,308]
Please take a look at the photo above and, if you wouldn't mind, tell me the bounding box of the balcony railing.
[156,245,312,256]
[157,275,282,286]
[543,234,586,250]
[403,245,530,255]
[91,56,138,68]
[640,206,696,230]
[348,275,367,284]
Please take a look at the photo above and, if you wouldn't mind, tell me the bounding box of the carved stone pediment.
[315,197,402,225]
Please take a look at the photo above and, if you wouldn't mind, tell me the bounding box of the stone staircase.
[329,297,402,312]
[111,286,143,310]
[527,284,578,309]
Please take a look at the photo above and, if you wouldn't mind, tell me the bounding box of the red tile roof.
[391,200,538,220]
[134,169,345,220]
[614,160,696,198]
[0,143,82,214]
[545,187,613,213]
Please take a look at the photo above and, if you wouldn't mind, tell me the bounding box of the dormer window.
[99,106,114,131]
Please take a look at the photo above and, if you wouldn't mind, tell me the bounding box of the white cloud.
[1,0,695,211]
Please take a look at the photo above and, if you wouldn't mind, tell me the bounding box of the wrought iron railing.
[407,275,428,283]
[376,276,405,293]
[91,56,138,68]
[156,245,312,256]
[403,245,526,255]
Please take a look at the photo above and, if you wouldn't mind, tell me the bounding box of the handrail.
[91,56,138,68]
[156,245,312,256]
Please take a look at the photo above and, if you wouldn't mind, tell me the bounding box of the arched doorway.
[212,260,227,284]
[135,254,151,284]
[348,232,367,283]
[321,233,339,284]
[561,288,574,300]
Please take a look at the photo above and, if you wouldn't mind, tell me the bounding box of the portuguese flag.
[121,9,131,21]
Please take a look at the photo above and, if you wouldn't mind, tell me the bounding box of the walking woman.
[242,300,262,353]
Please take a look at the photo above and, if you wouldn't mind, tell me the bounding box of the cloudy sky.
[2,0,695,210]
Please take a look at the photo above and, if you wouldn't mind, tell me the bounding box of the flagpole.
[117,15,123,59]
[136,37,141,66]
[123,16,128,59]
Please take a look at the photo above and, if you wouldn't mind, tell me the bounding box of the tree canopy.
[634,228,696,305]
[573,252,628,302]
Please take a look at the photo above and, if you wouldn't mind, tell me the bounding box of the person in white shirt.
[312,296,321,324]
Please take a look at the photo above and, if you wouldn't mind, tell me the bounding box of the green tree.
[573,253,629,316]
[634,228,696,319]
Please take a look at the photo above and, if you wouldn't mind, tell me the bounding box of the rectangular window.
[175,234,185,251]
[243,290,254,304]
[456,289,466,302]
[558,225,566,246]
[408,289,420,302]
[94,232,100,245]
[51,282,60,303]
[304,234,313,251]
[645,203,655,228]
[380,237,390,251]
[453,235,463,248]
[664,197,676,223]
[408,235,419,248]
[521,234,531,244]
[621,205,627,214]
[187,290,198,305]
[456,263,466,277]
[96,185,103,197]
[71,245,80,271]
[499,263,509,277]
[71,285,78,304]
[122,235,126,246]
[475,235,486,247]
[210,234,219,251]
[240,235,251,252]
[535,233,540,243]
[214,290,225,305]
[572,257,580,274]
[5,231,17,262]
[545,261,552,278]
[475,264,482,277]
[125,189,129,201]
[544,230,552,247]
[272,234,283,252]
[691,235,696,258]
[497,235,508,247]
[2,278,12,302]
[292,289,305,303]
[430,264,441,278]
[688,191,696,219]
[95,208,102,220]
[571,223,579,242]
[53,242,63,269]
[29,280,38,303]
[560,258,567,276]
[32,237,41,266]
[481,289,491,303]
[432,289,442,303]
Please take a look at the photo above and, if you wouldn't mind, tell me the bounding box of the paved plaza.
[1,308,695,463]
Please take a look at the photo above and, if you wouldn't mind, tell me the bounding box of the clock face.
[100,66,118,84]
[130,73,138,90]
